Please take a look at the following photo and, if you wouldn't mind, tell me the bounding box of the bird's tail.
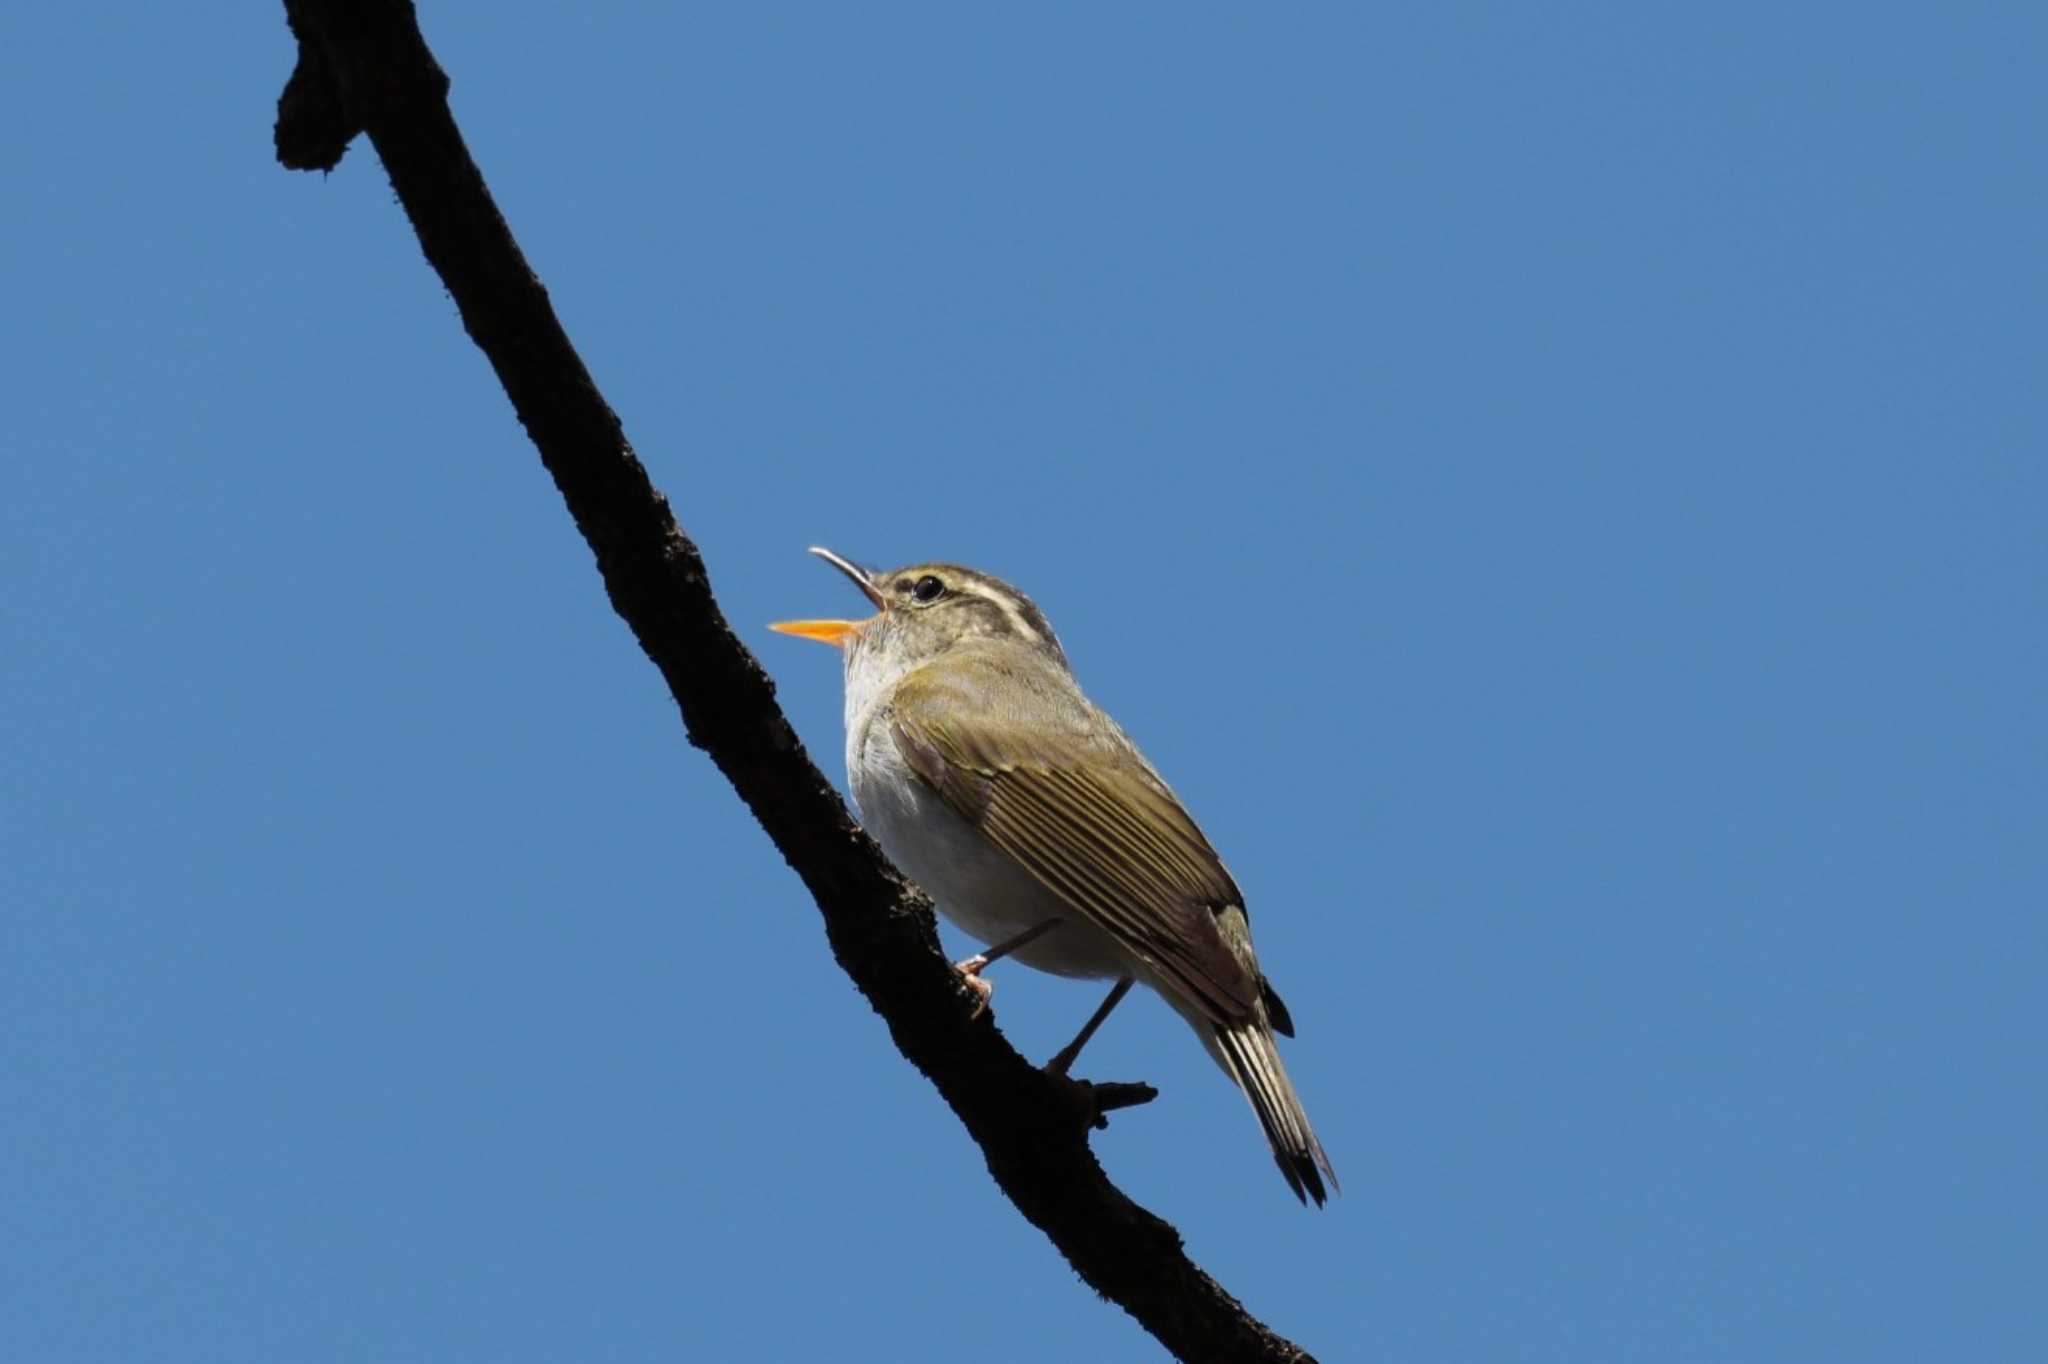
[1212,1020,1338,1206]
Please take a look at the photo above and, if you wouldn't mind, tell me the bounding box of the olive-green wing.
[888,663,1259,1024]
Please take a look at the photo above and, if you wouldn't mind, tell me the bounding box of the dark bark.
[272,5,1318,1360]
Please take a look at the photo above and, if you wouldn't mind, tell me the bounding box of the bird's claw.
[953,955,994,1018]
[1044,1072,1159,1131]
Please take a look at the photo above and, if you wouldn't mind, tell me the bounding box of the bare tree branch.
[272,5,1318,1359]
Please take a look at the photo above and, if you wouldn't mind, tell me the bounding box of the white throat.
[840,622,918,770]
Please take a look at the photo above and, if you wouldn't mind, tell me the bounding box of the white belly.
[850,723,1133,981]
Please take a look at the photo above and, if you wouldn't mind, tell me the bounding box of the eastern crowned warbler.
[773,548,1336,1205]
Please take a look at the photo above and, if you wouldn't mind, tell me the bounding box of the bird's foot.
[1045,1072,1159,1131]
[952,954,994,1018]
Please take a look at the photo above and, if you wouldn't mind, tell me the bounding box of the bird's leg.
[1046,976,1135,1076]
[954,918,1061,1018]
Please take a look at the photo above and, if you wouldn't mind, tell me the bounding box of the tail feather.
[1214,1022,1337,1206]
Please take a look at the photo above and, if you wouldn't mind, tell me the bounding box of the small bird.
[772,548,1336,1204]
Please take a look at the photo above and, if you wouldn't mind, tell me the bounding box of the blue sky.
[4,3,2043,1360]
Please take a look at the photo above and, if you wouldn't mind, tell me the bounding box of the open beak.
[768,546,886,649]
[767,618,863,647]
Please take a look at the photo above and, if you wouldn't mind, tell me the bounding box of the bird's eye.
[912,575,946,603]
